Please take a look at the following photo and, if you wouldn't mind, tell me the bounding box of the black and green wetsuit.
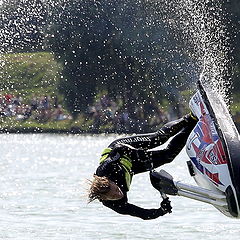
[95,114,197,220]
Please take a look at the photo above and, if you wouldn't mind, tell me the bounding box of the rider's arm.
[102,196,169,220]
[147,124,195,168]
[108,114,196,150]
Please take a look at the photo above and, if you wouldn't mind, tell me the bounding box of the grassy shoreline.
[1,116,240,135]
[0,117,130,134]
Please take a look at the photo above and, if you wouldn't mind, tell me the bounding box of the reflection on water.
[0,134,239,240]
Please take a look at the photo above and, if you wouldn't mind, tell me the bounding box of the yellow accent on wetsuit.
[100,148,133,190]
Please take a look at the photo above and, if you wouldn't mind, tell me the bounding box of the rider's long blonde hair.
[87,175,111,203]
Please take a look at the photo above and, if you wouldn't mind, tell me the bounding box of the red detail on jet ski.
[205,169,222,185]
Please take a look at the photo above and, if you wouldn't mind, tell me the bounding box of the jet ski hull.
[187,80,240,218]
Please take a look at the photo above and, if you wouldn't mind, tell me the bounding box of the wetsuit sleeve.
[109,114,197,150]
[147,125,194,168]
[102,197,167,220]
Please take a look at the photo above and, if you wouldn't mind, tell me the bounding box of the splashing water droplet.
[156,0,232,104]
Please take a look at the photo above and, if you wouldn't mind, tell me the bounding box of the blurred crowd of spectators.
[88,95,173,133]
[0,93,186,133]
[0,93,69,122]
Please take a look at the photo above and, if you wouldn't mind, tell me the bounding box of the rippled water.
[0,134,239,240]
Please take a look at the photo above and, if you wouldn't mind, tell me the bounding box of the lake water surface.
[0,134,239,240]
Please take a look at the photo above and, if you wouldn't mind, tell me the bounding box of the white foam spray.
[154,0,232,104]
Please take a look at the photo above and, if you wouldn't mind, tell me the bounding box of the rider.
[88,113,197,220]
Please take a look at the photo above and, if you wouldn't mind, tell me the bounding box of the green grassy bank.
[0,52,61,99]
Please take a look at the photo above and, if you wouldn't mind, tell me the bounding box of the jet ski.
[150,79,240,218]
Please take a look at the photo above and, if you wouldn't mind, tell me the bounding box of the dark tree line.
[46,0,189,117]
[223,0,240,92]
[1,0,240,117]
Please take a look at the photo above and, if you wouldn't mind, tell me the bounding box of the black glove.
[160,198,172,214]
